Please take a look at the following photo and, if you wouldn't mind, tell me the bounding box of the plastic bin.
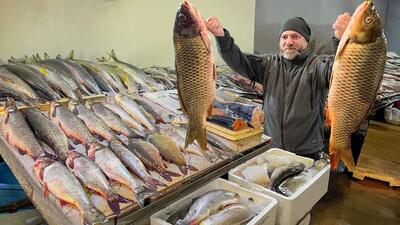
[229,148,330,225]
[150,178,278,225]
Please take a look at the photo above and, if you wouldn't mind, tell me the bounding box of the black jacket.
[216,29,339,155]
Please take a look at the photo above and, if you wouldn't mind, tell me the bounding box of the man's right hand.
[206,16,225,37]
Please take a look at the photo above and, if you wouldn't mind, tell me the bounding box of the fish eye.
[365,16,372,24]
[178,13,187,21]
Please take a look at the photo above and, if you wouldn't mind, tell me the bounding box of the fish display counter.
[0,93,271,225]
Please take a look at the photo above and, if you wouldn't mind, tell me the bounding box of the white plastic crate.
[150,178,278,225]
[228,148,330,225]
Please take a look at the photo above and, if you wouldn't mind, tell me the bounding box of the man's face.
[279,30,308,60]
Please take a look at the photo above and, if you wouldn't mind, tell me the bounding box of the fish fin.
[107,194,122,215]
[161,172,172,182]
[188,165,198,172]
[166,170,181,177]
[200,29,212,53]
[207,103,213,117]
[67,50,74,60]
[43,182,50,198]
[341,148,356,172]
[145,177,167,188]
[135,192,146,208]
[59,199,69,207]
[197,127,208,151]
[174,61,187,114]
[155,118,166,124]
[335,28,350,59]
[325,107,331,126]
[3,111,10,126]
[213,63,216,80]
[4,132,10,142]
[83,206,108,225]
[179,166,188,175]
[66,156,74,170]
[184,126,196,148]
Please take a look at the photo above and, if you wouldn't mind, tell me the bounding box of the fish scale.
[24,108,69,161]
[329,39,386,146]
[2,100,46,160]
[174,0,216,152]
[327,0,386,171]
[50,103,97,146]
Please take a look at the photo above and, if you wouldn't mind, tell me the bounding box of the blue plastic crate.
[0,162,28,208]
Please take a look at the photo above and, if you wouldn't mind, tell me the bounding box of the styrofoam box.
[150,178,278,225]
[228,148,330,225]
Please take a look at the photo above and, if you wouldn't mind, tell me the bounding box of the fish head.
[33,157,55,181]
[347,1,383,43]
[174,0,206,37]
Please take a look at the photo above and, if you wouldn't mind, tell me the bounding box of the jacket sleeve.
[315,37,340,89]
[216,29,269,84]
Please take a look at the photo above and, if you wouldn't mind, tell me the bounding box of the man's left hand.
[333,12,351,39]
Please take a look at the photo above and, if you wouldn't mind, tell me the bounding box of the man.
[206,14,351,160]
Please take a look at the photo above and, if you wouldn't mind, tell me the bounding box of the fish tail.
[145,177,167,188]
[341,148,356,172]
[179,166,188,175]
[185,125,207,151]
[325,107,331,127]
[180,164,199,173]
[83,206,108,225]
[107,194,122,215]
[329,138,355,171]
[134,192,146,208]
[161,172,172,182]
[155,118,166,124]
[167,170,181,177]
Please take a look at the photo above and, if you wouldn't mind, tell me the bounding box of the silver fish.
[199,203,251,225]
[177,190,241,225]
[24,107,69,161]
[90,102,142,138]
[104,103,146,132]
[66,150,123,215]
[114,93,155,130]
[87,143,153,208]
[2,98,46,160]
[34,157,107,225]
[50,102,98,147]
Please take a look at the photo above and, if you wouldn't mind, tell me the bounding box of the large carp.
[326,1,387,171]
[173,0,216,151]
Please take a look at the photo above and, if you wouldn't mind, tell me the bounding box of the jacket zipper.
[281,68,287,149]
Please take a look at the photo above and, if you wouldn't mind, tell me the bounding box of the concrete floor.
[310,172,400,225]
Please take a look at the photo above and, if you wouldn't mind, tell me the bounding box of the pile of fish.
[0,94,238,224]
[166,190,252,225]
[0,50,168,105]
[240,152,329,197]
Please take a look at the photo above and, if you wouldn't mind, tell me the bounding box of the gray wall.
[385,0,400,54]
[254,0,395,55]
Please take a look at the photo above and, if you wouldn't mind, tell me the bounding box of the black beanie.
[279,17,311,43]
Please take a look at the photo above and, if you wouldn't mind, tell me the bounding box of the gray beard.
[281,51,300,60]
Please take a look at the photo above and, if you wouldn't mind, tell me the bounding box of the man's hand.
[206,16,225,37]
[333,12,351,39]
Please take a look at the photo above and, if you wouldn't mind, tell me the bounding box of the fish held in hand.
[326,1,387,171]
[173,0,216,151]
